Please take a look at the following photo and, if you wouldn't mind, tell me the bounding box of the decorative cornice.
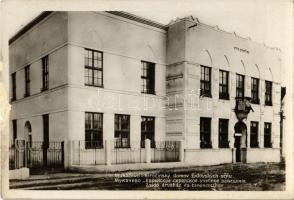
[106,11,168,31]
[9,11,168,45]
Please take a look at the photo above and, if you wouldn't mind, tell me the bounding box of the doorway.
[43,114,49,166]
[234,121,247,163]
[24,121,32,147]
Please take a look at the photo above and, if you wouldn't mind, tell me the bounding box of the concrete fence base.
[9,168,30,180]
[64,139,184,169]
[64,140,280,169]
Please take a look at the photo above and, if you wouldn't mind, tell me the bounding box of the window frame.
[84,48,103,87]
[200,117,212,148]
[200,65,212,97]
[264,122,272,148]
[24,65,30,97]
[141,61,155,95]
[236,74,245,98]
[11,72,16,101]
[265,81,272,106]
[85,112,103,149]
[251,77,260,104]
[114,114,130,148]
[219,70,229,100]
[218,119,229,148]
[250,121,259,148]
[41,55,49,91]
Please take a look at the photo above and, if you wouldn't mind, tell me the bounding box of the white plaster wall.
[166,17,281,152]
[12,111,68,142]
[66,12,167,142]
[247,148,280,163]
[68,12,166,65]
[9,12,68,73]
[185,149,232,165]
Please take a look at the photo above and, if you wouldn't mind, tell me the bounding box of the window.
[85,112,103,149]
[24,65,30,97]
[115,114,130,148]
[219,70,229,100]
[219,119,229,148]
[250,121,259,148]
[200,117,212,148]
[265,81,272,106]
[264,123,272,148]
[141,61,155,94]
[84,49,103,87]
[236,74,245,98]
[251,78,259,104]
[12,120,17,146]
[141,116,155,147]
[11,72,16,101]
[200,65,212,97]
[42,55,49,91]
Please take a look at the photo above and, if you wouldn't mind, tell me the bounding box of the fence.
[70,139,182,166]
[151,141,180,162]
[9,146,16,170]
[9,140,64,170]
[112,140,145,164]
[27,141,64,168]
[72,141,106,165]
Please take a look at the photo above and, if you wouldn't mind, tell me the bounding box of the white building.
[9,11,283,166]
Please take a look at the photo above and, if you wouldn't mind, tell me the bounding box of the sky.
[1,0,292,81]
[4,0,291,51]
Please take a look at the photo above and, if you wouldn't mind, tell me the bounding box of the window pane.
[84,49,103,87]
[141,61,155,94]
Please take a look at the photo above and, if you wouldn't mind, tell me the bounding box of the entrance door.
[234,136,241,162]
[234,121,247,163]
[43,114,49,166]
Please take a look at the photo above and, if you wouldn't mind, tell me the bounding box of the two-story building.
[9,11,283,166]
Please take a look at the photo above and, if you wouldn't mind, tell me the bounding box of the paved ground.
[10,162,285,191]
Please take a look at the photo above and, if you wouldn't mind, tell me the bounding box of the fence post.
[179,140,185,162]
[232,148,236,163]
[105,140,112,166]
[64,140,72,169]
[145,139,151,163]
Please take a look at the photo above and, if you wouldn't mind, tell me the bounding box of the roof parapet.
[175,15,281,51]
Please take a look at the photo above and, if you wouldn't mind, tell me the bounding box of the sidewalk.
[68,162,205,173]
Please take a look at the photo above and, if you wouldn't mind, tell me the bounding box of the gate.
[151,141,180,162]
[27,141,64,169]
[9,140,64,170]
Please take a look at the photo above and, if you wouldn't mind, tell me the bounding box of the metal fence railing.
[71,140,181,166]
[9,140,64,170]
[111,140,145,165]
[72,141,106,165]
[9,146,16,170]
[151,141,180,163]
[26,141,64,168]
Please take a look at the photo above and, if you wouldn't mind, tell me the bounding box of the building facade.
[9,11,283,166]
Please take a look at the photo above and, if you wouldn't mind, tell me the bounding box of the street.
[10,162,285,191]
